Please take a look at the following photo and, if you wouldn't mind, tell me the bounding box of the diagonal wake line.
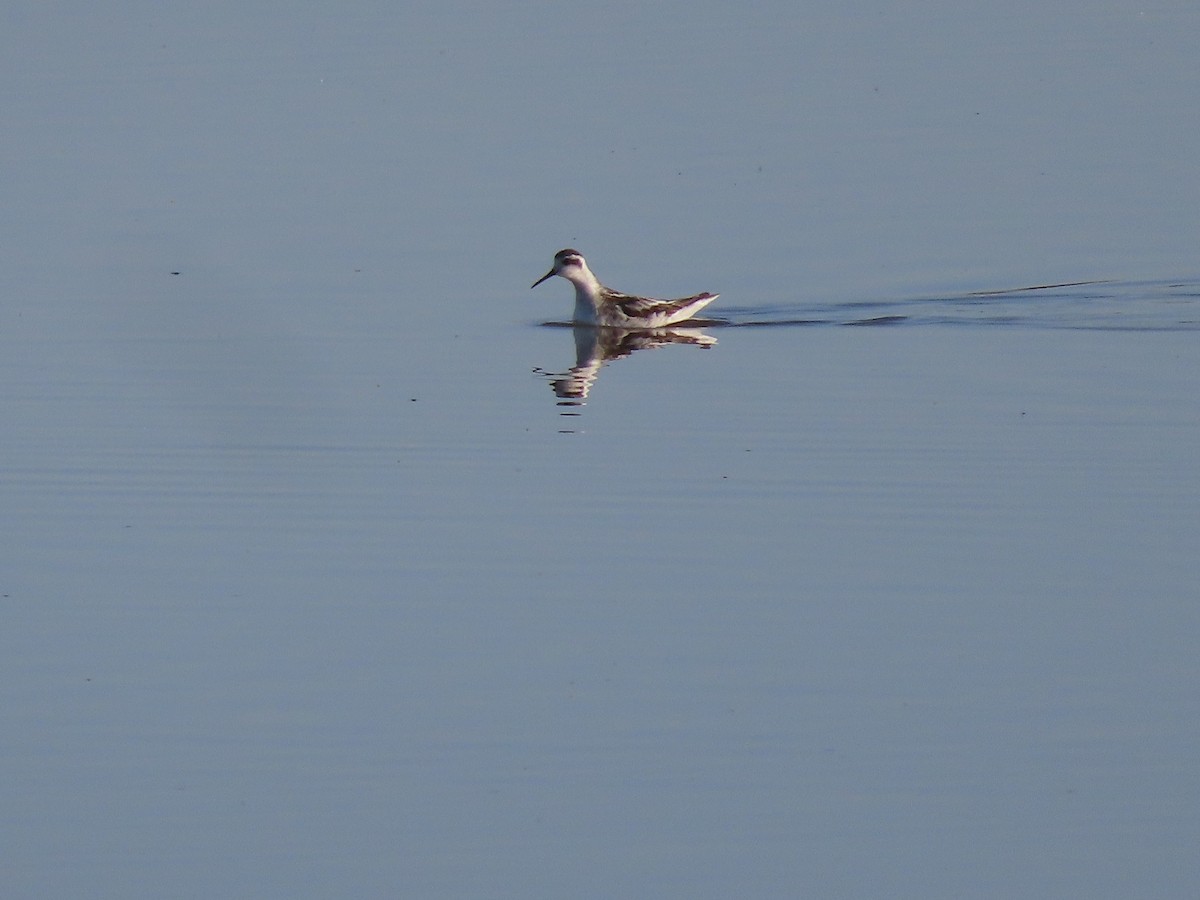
[968,279,1113,296]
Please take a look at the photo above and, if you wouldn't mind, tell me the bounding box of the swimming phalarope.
[531,249,718,328]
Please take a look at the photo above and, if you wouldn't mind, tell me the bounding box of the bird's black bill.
[531,269,555,289]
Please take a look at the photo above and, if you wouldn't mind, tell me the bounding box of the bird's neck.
[565,265,603,298]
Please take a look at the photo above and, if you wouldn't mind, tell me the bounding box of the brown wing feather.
[610,291,717,320]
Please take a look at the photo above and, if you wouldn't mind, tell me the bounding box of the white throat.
[561,262,603,298]
[561,263,605,323]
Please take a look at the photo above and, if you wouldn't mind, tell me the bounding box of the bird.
[531,249,718,328]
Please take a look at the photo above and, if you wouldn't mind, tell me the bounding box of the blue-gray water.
[3,2,1198,898]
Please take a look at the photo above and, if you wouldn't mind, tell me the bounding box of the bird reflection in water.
[533,324,716,413]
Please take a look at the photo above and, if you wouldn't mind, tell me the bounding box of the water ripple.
[710,278,1200,331]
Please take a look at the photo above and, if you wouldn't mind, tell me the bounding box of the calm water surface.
[3,2,1199,897]
[5,280,1198,898]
